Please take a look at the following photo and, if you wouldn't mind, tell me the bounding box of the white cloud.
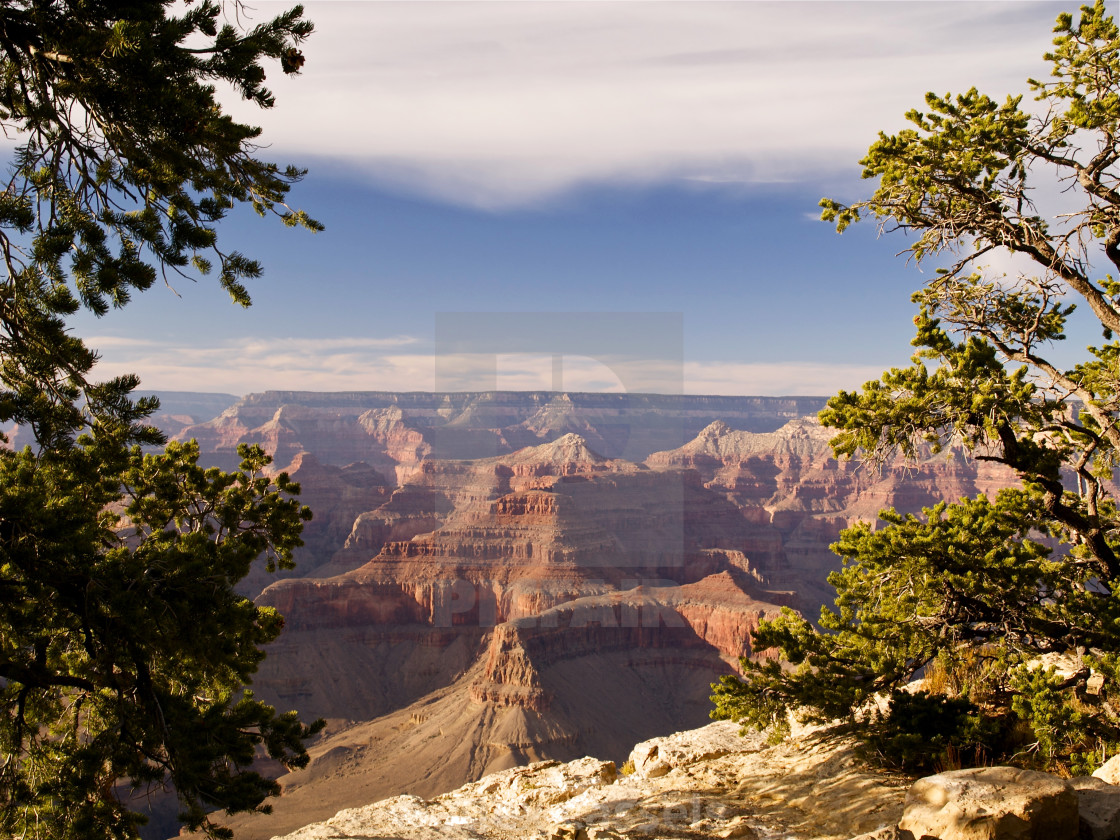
[86,333,889,397]
[682,360,886,397]
[232,1,1064,208]
[971,246,1055,287]
[85,335,427,393]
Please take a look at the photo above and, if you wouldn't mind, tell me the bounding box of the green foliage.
[863,690,993,774]
[1,440,320,839]
[1009,666,1085,763]
[0,0,320,447]
[0,1,324,837]
[714,1,1120,775]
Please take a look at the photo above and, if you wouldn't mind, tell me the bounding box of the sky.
[71,0,1080,397]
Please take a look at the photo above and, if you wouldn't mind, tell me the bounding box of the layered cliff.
[175,391,830,470]
[645,417,1021,609]
[252,434,790,721]
[179,402,432,480]
[647,417,1017,519]
[223,574,786,840]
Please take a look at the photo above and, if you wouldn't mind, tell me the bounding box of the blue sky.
[73,1,1077,396]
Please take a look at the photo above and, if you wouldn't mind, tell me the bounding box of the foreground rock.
[1071,776,1120,840]
[1096,754,1120,786]
[898,767,1079,840]
[259,722,1120,840]
[270,720,911,840]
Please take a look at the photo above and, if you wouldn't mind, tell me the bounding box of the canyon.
[151,390,1018,840]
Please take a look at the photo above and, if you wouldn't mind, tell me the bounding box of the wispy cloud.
[236,1,1064,208]
[86,334,890,397]
[682,361,886,397]
[86,335,426,393]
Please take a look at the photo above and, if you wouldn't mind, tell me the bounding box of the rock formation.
[238,453,392,595]
[229,719,1120,840]
[250,433,793,724]
[145,390,239,439]
[898,768,1079,840]
[174,391,829,470]
[260,719,913,840]
[647,417,1016,522]
[180,402,433,481]
[646,418,1019,611]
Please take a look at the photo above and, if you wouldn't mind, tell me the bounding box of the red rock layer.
[178,403,431,481]
[647,417,1019,520]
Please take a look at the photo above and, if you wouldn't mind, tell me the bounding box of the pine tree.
[0,2,324,836]
[713,1,1120,774]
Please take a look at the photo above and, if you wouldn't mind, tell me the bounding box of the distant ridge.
[178,390,831,463]
[149,390,240,416]
[234,390,828,413]
[146,391,241,438]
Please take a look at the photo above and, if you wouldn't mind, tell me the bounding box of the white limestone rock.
[270,720,907,840]
[1096,753,1120,786]
[1071,776,1120,840]
[626,720,762,779]
[848,828,902,840]
[898,767,1078,840]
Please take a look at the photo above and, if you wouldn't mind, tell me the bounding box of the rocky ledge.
[270,720,911,840]
[271,718,1120,840]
